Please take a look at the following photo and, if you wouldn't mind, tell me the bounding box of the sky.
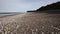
[0,0,60,12]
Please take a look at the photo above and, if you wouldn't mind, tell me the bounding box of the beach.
[0,12,60,34]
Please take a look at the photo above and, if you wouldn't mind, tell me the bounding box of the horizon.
[0,0,60,12]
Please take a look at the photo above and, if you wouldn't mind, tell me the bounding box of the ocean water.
[0,14,13,16]
[0,12,24,17]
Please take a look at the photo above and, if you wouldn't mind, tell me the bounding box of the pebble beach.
[0,12,60,34]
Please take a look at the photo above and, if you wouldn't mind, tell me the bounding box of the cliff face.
[36,2,60,11]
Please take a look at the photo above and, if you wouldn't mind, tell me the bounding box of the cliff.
[36,2,60,11]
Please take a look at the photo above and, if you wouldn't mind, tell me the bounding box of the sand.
[0,12,60,34]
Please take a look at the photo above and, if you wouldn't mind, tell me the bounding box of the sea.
[0,12,24,17]
[0,12,15,17]
[0,14,13,16]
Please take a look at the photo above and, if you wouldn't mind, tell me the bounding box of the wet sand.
[0,12,60,34]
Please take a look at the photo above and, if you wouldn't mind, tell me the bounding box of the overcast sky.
[0,0,60,12]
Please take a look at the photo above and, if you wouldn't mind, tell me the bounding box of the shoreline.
[0,14,19,18]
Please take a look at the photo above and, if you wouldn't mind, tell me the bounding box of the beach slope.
[0,12,60,34]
